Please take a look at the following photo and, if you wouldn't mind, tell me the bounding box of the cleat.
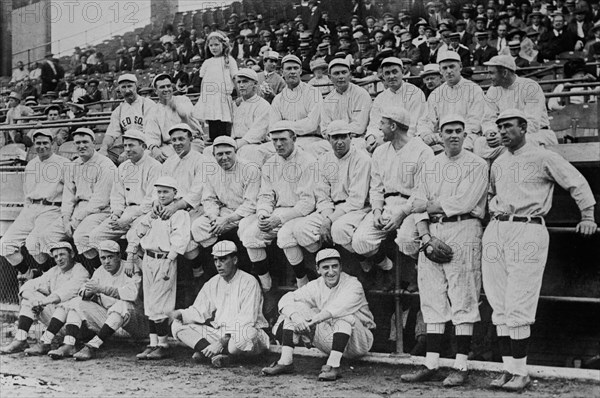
[146,345,170,360]
[443,370,468,387]
[136,345,157,360]
[74,345,97,361]
[0,339,29,354]
[400,365,439,383]
[211,354,230,368]
[318,365,341,381]
[261,361,295,376]
[502,374,531,392]
[24,343,51,356]
[490,371,513,388]
[48,344,77,360]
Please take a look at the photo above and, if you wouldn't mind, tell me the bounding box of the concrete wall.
[9,0,51,69]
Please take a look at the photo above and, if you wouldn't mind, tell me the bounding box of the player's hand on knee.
[576,220,597,236]
[320,218,333,243]
[201,341,223,358]
[382,211,406,233]
[167,310,182,323]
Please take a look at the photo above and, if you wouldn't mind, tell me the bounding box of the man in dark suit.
[472,32,498,66]
[187,56,202,94]
[114,49,132,72]
[246,33,261,58]
[129,47,145,70]
[231,35,249,60]
[567,8,593,42]
[419,36,441,65]
[448,32,471,66]
[538,14,580,60]
[73,55,91,76]
[456,20,474,48]
[508,40,530,69]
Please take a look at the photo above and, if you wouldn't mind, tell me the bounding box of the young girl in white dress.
[193,31,239,140]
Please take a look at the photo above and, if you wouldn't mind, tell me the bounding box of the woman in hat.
[192,31,238,141]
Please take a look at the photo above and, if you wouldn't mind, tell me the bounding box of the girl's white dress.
[193,55,239,122]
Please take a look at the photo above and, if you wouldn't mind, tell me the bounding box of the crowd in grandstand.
[0,0,599,392]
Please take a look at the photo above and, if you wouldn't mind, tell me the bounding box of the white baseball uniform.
[239,147,317,251]
[61,151,117,253]
[126,209,191,321]
[320,83,373,137]
[412,150,489,325]
[172,269,269,355]
[482,143,595,331]
[352,138,434,256]
[0,153,69,257]
[230,94,274,166]
[294,146,371,252]
[191,159,261,247]
[276,272,375,358]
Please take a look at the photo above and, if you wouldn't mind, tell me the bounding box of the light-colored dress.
[193,55,238,122]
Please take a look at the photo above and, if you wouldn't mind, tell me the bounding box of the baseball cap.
[98,240,120,253]
[213,135,237,149]
[211,240,238,257]
[381,57,404,68]
[154,176,178,190]
[264,51,280,60]
[269,120,296,135]
[316,248,341,264]
[326,120,352,136]
[281,54,301,66]
[72,127,95,141]
[437,50,462,63]
[439,114,466,130]
[122,129,147,145]
[484,55,517,72]
[328,58,350,71]
[380,106,410,127]
[236,68,258,82]
[168,123,193,136]
[496,108,527,124]
[32,129,54,140]
[152,73,173,87]
[50,241,74,253]
[118,73,138,84]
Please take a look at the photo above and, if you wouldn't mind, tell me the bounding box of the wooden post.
[392,249,409,357]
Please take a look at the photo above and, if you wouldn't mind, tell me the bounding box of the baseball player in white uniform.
[191,136,261,274]
[352,106,434,287]
[239,121,317,289]
[0,130,69,273]
[270,54,331,158]
[416,51,485,151]
[88,129,161,255]
[126,176,191,360]
[400,115,489,387]
[60,127,117,267]
[170,241,269,368]
[99,73,156,163]
[365,57,427,152]
[293,120,371,255]
[319,59,372,150]
[0,242,89,355]
[146,73,203,162]
[481,55,558,150]
[261,248,375,381]
[482,109,596,391]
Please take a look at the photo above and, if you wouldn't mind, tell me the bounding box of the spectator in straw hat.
[257,51,286,103]
[508,40,530,69]
[2,91,34,145]
[307,58,332,96]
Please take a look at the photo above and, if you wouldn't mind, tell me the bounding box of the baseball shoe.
[443,370,468,387]
[74,345,97,361]
[318,365,341,381]
[211,354,231,368]
[0,339,29,354]
[489,371,513,388]
[261,361,295,376]
[146,346,170,360]
[502,375,531,392]
[136,345,157,360]
[24,343,51,356]
[48,344,77,360]
[400,365,439,383]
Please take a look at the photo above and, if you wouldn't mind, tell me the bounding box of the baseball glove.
[420,236,454,263]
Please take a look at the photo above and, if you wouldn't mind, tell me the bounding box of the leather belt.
[145,250,169,259]
[384,192,410,200]
[492,214,544,224]
[333,200,346,206]
[430,214,475,223]
[30,198,62,206]
[540,126,550,130]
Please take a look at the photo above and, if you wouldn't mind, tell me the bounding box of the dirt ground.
[1,342,599,398]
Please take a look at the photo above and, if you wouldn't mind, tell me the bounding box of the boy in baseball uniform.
[126,176,191,360]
